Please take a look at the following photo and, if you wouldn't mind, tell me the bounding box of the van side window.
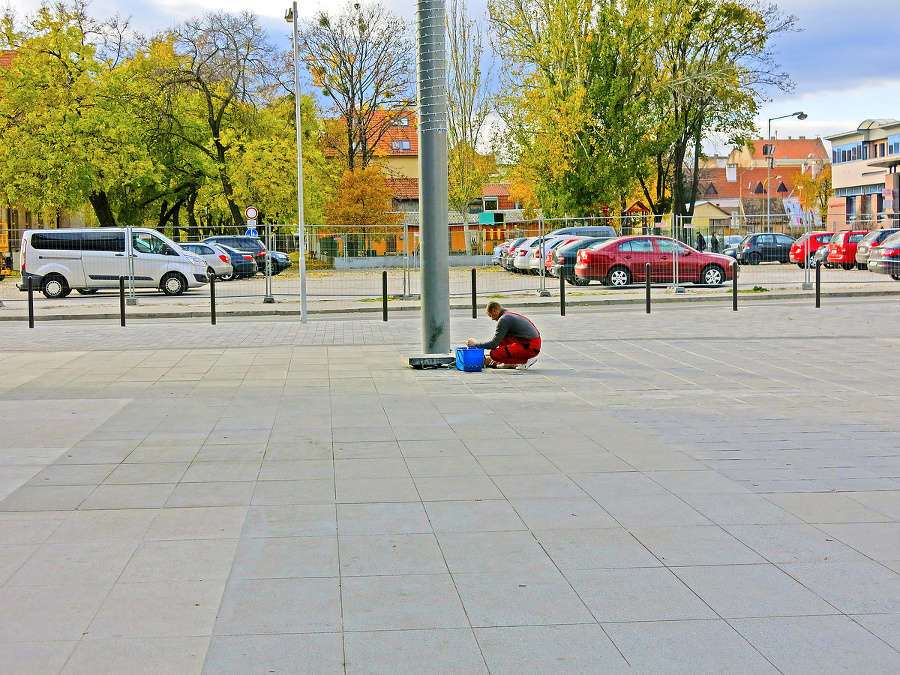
[31,232,80,250]
[82,231,125,252]
[132,233,167,255]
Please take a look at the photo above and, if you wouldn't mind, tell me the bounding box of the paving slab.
[0,298,899,672]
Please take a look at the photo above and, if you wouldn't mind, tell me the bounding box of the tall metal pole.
[288,2,308,323]
[417,0,450,353]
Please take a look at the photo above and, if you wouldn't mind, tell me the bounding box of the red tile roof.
[482,183,511,197]
[699,168,797,200]
[386,178,419,199]
[749,137,829,162]
[370,111,418,156]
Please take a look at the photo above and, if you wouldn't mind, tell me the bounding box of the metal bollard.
[27,276,34,328]
[815,262,821,308]
[382,270,388,322]
[210,273,216,325]
[471,268,477,319]
[645,263,651,314]
[732,262,738,312]
[119,277,126,326]
[559,272,566,316]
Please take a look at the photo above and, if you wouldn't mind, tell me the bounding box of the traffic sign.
[245,206,258,220]
[246,228,258,237]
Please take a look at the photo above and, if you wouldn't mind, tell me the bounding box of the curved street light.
[285,3,307,323]
[766,112,807,230]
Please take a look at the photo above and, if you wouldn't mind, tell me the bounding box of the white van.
[20,228,209,298]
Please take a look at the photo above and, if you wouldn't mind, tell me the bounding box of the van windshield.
[133,233,168,255]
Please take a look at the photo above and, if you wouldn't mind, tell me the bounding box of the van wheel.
[160,272,187,296]
[76,288,98,295]
[42,274,69,299]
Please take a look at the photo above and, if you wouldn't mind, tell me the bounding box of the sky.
[9,0,900,154]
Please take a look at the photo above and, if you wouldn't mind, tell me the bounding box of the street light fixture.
[766,111,807,231]
[285,3,307,323]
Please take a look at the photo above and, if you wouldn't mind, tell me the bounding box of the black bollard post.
[27,276,34,328]
[815,261,821,308]
[560,272,566,316]
[732,262,738,312]
[210,274,216,325]
[382,270,388,322]
[645,263,651,314]
[471,268,477,319]
[119,277,126,326]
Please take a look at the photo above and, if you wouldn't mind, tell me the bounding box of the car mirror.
[164,246,179,256]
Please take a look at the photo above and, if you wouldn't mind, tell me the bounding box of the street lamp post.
[766,111,807,231]
[285,3,308,323]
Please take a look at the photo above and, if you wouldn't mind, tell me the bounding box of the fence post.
[27,276,34,328]
[471,268,477,318]
[732,261,738,312]
[559,272,566,316]
[645,263,651,313]
[382,270,388,321]
[119,277,126,326]
[815,261,821,308]
[210,273,216,325]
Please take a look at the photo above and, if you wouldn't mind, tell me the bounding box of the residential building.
[825,119,900,227]
[727,137,829,170]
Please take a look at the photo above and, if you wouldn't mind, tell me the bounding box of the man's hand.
[466,338,476,347]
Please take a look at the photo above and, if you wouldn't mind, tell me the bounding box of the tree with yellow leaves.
[325,165,403,228]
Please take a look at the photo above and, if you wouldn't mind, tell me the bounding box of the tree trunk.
[187,192,199,241]
[88,191,117,227]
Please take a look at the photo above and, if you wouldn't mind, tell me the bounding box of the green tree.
[0,3,154,227]
[447,0,494,252]
[298,1,414,171]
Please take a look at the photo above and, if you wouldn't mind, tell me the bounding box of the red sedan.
[826,230,870,270]
[574,235,735,286]
[790,231,834,268]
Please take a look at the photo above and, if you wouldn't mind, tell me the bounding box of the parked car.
[492,241,513,266]
[550,237,612,283]
[501,238,527,270]
[814,243,834,269]
[509,236,546,272]
[19,227,208,298]
[866,234,900,280]
[735,232,795,264]
[855,229,900,267]
[720,234,748,259]
[574,235,735,286]
[521,236,576,274]
[547,225,618,238]
[203,235,268,270]
[265,250,293,275]
[826,230,870,270]
[215,244,257,280]
[790,231,834,268]
[179,242,233,278]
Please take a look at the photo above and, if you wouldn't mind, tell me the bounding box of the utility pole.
[417,0,450,353]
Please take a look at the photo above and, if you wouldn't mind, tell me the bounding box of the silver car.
[179,242,233,278]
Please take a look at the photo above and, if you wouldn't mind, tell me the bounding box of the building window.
[888,135,900,155]
[391,140,411,152]
[483,197,499,210]
[392,116,409,126]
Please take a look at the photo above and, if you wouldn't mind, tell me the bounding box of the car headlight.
[186,255,206,267]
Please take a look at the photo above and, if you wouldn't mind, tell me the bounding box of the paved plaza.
[0,298,899,673]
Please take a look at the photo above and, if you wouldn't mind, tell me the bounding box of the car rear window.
[848,233,866,243]
[830,232,844,244]
[814,233,833,244]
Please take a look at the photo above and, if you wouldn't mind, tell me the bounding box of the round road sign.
[245,206,258,220]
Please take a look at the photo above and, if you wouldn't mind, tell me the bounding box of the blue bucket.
[455,347,484,372]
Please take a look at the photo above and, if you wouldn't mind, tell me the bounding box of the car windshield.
[882,231,900,246]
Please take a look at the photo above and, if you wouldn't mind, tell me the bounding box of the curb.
[1,288,896,321]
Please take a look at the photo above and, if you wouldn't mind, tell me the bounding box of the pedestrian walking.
[710,232,720,253]
[695,231,707,252]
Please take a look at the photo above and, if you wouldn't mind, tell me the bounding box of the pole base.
[537,290,551,297]
[801,282,813,290]
[408,354,455,369]
[263,296,275,304]
[126,298,138,306]
[671,286,686,293]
